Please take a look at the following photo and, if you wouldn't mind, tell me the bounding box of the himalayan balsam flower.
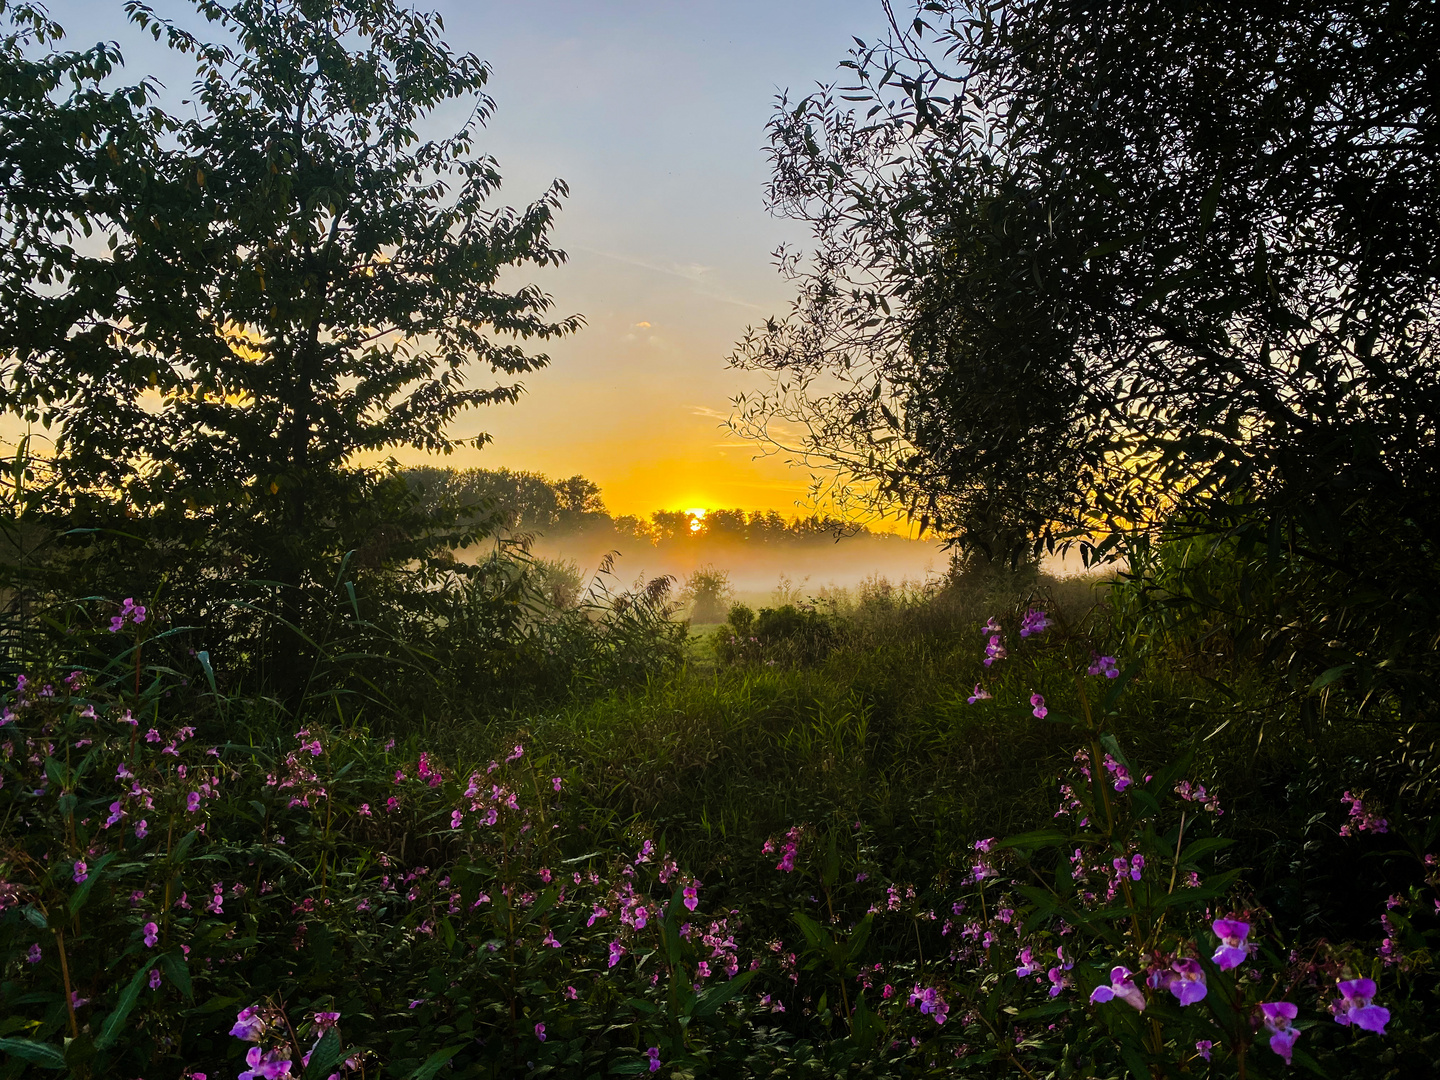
[552,776,562,792]
[27,943,41,964]
[1211,918,1251,970]
[143,921,159,948]
[983,635,1007,666]
[967,684,992,704]
[683,884,700,911]
[1089,965,1146,1011]
[505,743,524,763]
[1030,693,1047,719]
[1019,608,1052,637]
[1087,654,1120,678]
[149,968,161,990]
[609,940,626,968]
[1339,791,1388,836]
[1154,959,1207,1006]
[646,1047,661,1073]
[1260,1001,1300,1065]
[72,860,87,884]
[535,1023,546,1042]
[230,1006,267,1041]
[238,1045,291,1080]
[1195,1041,1213,1062]
[1333,978,1390,1034]
[981,616,1000,635]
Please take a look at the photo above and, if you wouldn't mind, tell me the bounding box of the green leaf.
[406,1044,463,1080]
[96,962,154,1049]
[303,1028,343,1080]
[846,913,873,963]
[158,950,193,1000]
[0,1038,68,1069]
[692,969,755,1018]
[170,829,201,866]
[1309,664,1352,693]
[70,851,118,917]
[791,912,827,952]
[996,829,1066,850]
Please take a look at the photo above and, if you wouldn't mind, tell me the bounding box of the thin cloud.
[577,245,770,313]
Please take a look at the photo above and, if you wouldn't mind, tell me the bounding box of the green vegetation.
[1,0,1436,1078]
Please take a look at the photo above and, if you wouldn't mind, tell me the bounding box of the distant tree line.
[402,467,897,545]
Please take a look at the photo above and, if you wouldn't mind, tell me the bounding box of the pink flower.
[551,776,562,792]
[1155,958,1207,1006]
[535,1022,546,1042]
[230,1006,267,1041]
[983,634,1007,666]
[27,944,41,964]
[1210,918,1251,970]
[1195,1040,1212,1061]
[1087,654,1119,678]
[967,684,991,704]
[143,921,159,947]
[683,884,699,911]
[1259,1001,1300,1064]
[505,744,524,763]
[646,1047,661,1072]
[1019,608,1052,637]
[1030,693,1047,719]
[1333,978,1390,1034]
[149,968,161,990]
[72,860,88,884]
[609,940,626,968]
[1089,965,1146,1011]
[135,819,149,839]
[186,791,201,813]
[238,1045,292,1080]
[312,1011,341,1031]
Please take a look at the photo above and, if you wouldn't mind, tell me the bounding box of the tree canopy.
[1,0,576,590]
[733,0,1437,559]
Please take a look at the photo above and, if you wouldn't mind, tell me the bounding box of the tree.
[735,0,1436,543]
[733,0,1438,710]
[2,0,577,610]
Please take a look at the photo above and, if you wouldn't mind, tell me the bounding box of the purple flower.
[683,884,699,911]
[505,743,524,763]
[1030,693,1047,719]
[1087,654,1119,678]
[1259,1001,1300,1065]
[552,776,562,792]
[966,684,992,704]
[909,985,949,1024]
[609,940,626,968]
[186,791,201,813]
[1339,791,1388,836]
[1210,918,1251,970]
[1089,965,1146,1011]
[1157,958,1207,1006]
[149,968,161,990]
[646,1047,661,1073]
[143,921,159,948]
[26,943,41,964]
[1019,608,1052,638]
[72,860,88,884]
[981,616,1000,635]
[535,1022,546,1042]
[1015,947,1037,978]
[238,1045,292,1080]
[135,819,149,839]
[1195,1040,1212,1062]
[983,634,1007,666]
[312,1011,341,1031]
[1333,978,1390,1034]
[230,1006,266,1041]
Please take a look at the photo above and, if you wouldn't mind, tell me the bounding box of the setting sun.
[685,507,707,532]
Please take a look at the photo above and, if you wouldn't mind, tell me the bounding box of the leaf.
[96,962,155,1049]
[304,1028,343,1080]
[70,851,119,917]
[996,829,1066,850]
[195,650,218,696]
[0,1038,68,1069]
[846,913,873,962]
[1178,837,1233,865]
[1309,664,1352,693]
[170,829,200,866]
[158,950,193,1000]
[791,912,827,952]
[406,1045,464,1079]
[692,969,755,1017]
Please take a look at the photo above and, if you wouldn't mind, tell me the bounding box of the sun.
[685,507,707,532]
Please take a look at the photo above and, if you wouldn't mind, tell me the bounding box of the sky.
[39,0,897,519]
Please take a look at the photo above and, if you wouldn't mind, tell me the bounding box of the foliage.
[730,0,1440,716]
[0,0,577,678]
[678,566,734,625]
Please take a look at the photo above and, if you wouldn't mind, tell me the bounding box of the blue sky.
[44,0,894,515]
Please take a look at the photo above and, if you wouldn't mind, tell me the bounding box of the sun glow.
[685,507,707,532]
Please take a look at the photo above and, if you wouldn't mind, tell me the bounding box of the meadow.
[3,551,1435,1079]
